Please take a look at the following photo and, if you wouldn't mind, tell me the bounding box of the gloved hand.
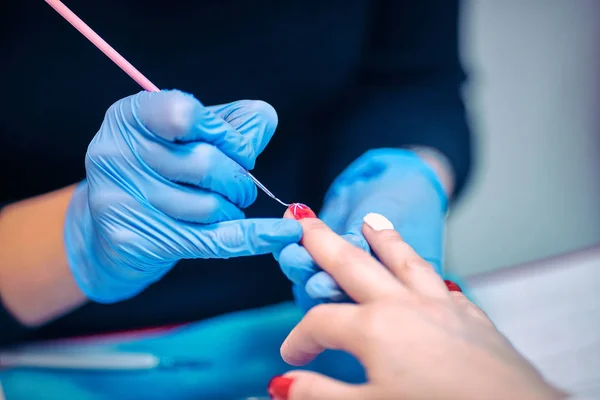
[277,148,448,311]
[65,90,302,303]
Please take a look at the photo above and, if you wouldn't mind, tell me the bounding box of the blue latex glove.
[65,90,302,303]
[277,148,448,311]
[0,303,364,400]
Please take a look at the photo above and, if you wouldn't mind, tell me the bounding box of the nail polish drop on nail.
[268,375,294,400]
[444,280,462,292]
[288,203,316,220]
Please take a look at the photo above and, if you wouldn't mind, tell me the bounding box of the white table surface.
[466,246,600,398]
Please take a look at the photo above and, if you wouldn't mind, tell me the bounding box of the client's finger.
[280,303,363,366]
[361,213,449,300]
[298,217,406,303]
[281,371,371,400]
[284,203,317,220]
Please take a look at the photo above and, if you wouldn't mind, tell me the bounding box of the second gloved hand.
[277,148,448,311]
[65,90,302,303]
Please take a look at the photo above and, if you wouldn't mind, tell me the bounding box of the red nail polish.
[288,203,316,220]
[444,280,462,292]
[268,375,294,400]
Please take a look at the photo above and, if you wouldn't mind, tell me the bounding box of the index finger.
[284,208,407,303]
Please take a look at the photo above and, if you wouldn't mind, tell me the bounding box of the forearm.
[323,0,471,199]
[0,185,87,328]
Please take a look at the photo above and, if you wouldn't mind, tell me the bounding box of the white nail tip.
[363,213,394,231]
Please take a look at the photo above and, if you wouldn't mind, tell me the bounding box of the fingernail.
[288,203,317,220]
[444,280,462,292]
[363,213,394,231]
[268,375,294,400]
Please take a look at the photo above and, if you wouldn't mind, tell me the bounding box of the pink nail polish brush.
[44,0,290,207]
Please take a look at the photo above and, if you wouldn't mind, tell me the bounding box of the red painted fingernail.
[268,375,294,400]
[288,203,316,220]
[444,280,462,292]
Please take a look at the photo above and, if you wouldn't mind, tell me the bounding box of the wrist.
[349,148,450,214]
[64,181,100,301]
[0,185,87,326]
[394,148,450,214]
[64,182,147,303]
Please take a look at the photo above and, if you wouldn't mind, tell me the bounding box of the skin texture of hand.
[0,186,86,328]
[273,215,566,400]
[64,90,302,303]
[277,148,448,311]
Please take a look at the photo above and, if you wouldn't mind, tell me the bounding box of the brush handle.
[0,351,159,370]
[45,0,160,92]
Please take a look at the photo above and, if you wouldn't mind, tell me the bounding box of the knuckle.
[248,100,278,127]
[406,258,436,272]
[423,258,442,274]
[421,299,461,327]
[139,90,201,141]
[472,306,493,324]
[449,292,471,312]
[164,93,198,136]
[195,195,221,220]
[376,229,405,246]
[192,142,215,177]
[394,239,415,254]
[359,306,394,338]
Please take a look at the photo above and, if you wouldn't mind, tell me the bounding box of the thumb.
[278,371,369,400]
[122,90,266,170]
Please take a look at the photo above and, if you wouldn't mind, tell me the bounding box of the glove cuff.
[64,181,148,303]
[379,148,449,214]
[413,154,450,215]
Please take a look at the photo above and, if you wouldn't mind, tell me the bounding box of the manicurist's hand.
[65,90,301,303]
[277,148,449,310]
[268,213,565,400]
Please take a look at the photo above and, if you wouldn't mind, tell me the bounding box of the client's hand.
[268,213,565,400]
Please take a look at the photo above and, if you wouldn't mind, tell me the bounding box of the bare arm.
[0,185,87,327]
